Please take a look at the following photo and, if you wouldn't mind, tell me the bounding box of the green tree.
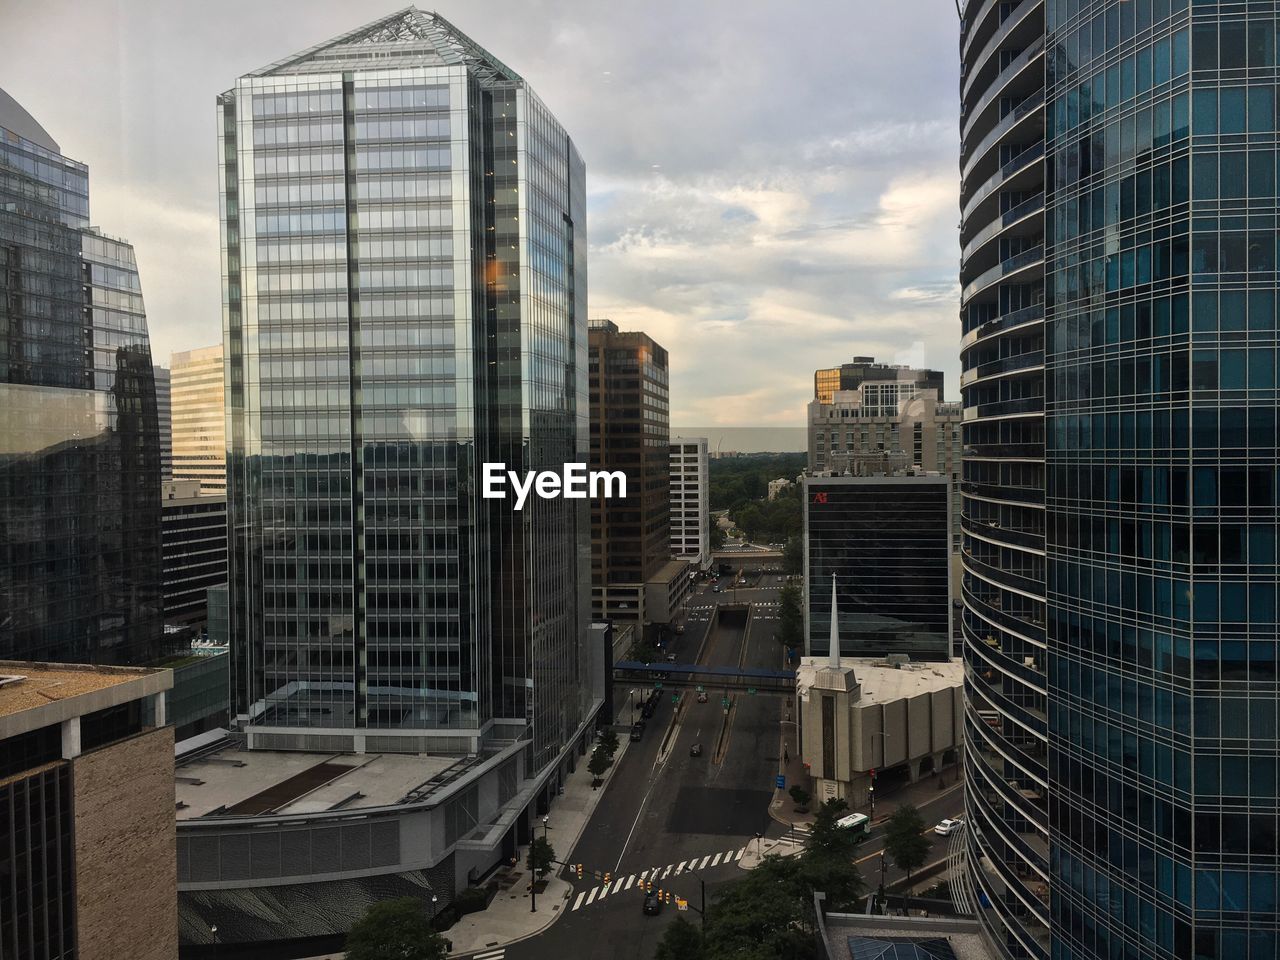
[654,916,704,960]
[628,637,661,664]
[587,747,610,788]
[782,536,803,576]
[710,523,727,550]
[597,728,620,759]
[345,897,448,960]
[777,583,804,653]
[883,804,932,903]
[527,835,556,879]
[799,800,864,910]
[788,784,810,811]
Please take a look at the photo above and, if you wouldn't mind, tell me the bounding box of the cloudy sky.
[3,0,961,426]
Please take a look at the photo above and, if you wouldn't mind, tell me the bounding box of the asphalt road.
[498,574,963,960]
[504,576,788,960]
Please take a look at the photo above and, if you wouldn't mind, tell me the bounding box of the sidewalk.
[444,735,630,956]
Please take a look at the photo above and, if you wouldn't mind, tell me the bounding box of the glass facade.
[0,92,165,666]
[803,476,952,662]
[220,9,592,770]
[964,2,1280,958]
[1044,1,1280,958]
[960,1,1052,956]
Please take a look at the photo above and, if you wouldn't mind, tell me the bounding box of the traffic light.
[604,872,612,885]
[576,863,583,879]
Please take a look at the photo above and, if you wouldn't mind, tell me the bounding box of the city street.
[500,575,789,960]
[466,572,964,960]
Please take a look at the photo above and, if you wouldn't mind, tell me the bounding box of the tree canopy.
[653,798,865,960]
[883,804,932,884]
[345,897,448,960]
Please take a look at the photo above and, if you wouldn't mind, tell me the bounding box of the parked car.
[934,818,964,836]
[689,743,703,757]
[665,653,677,663]
[697,691,708,703]
[643,891,663,915]
[712,585,722,593]
[630,721,646,741]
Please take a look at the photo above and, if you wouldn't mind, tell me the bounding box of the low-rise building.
[768,477,794,499]
[0,661,176,960]
[795,580,963,809]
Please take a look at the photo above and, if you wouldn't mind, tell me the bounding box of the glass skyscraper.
[219,8,592,771]
[0,87,164,666]
[964,2,1280,958]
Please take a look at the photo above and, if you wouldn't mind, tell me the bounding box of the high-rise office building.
[154,364,172,481]
[669,436,710,571]
[170,344,225,493]
[813,356,945,404]
[803,475,952,663]
[962,3,1280,959]
[0,88,165,666]
[588,318,672,623]
[202,11,597,949]
[219,5,592,763]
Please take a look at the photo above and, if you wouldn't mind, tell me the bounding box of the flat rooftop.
[0,661,170,732]
[176,742,469,819]
[797,657,963,705]
[824,916,992,960]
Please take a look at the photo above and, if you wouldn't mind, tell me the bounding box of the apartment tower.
[962,2,1280,958]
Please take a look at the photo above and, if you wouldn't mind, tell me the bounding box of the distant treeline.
[710,453,806,545]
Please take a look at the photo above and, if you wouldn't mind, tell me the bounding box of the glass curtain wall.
[1045,1,1280,958]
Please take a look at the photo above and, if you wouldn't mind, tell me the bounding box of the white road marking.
[676,860,687,873]
[573,891,586,910]
[624,875,636,890]
[711,853,723,866]
[598,881,610,900]
[661,865,673,879]
[586,887,598,905]
[611,878,625,893]
[698,855,711,869]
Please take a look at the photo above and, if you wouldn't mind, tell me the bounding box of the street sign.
[655,682,663,690]
[747,687,757,695]
[676,897,688,911]
[721,697,730,707]
[696,685,704,693]
[775,774,786,789]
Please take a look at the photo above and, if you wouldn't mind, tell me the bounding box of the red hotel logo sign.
[812,492,828,504]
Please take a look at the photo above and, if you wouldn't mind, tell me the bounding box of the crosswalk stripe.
[624,875,636,890]
[611,878,624,893]
[676,860,687,873]
[586,887,598,905]
[572,891,586,910]
[734,847,745,860]
[661,865,673,879]
[725,848,735,860]
[711,853,722,867]
[599,881,610,900]
[474,951,505,960]
[698,855,711,869]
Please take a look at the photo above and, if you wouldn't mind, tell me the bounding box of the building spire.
[828,573,841,668]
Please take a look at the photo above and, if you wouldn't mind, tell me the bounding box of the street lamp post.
[210,924,218,960]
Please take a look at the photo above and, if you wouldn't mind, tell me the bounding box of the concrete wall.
[73,725,177,960]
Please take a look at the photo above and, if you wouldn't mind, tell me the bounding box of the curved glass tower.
[964,1,1280,958]
[959,1,1052,957]
[1045,2,1279,958]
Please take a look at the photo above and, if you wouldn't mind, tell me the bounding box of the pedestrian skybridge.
[613,661,796,693]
